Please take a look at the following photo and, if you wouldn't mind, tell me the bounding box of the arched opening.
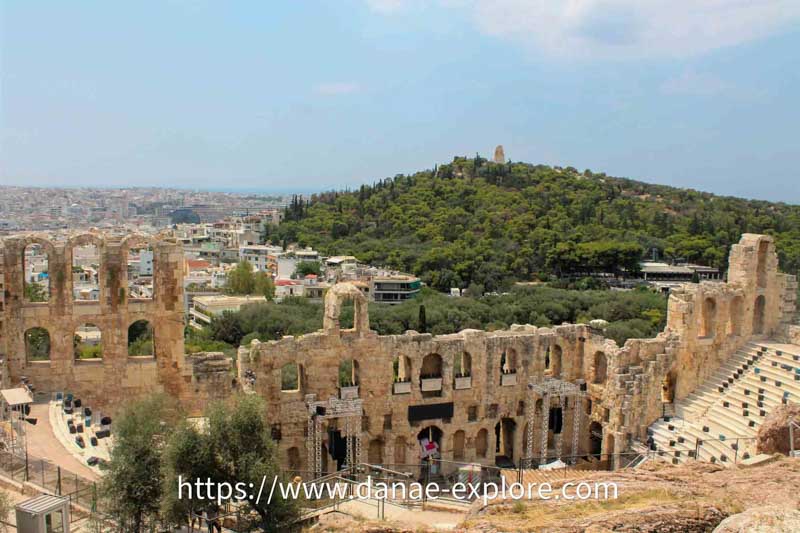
[700,297,717,338]
[494,418,516,467]
[338,359,359,387]
[393,355,412,382]
[23,244,50,302]
[589,421,603,458]
[475,428,488,459]
[454,352,472,377]
[662,371,677,403]
[368,439,384,465]
[547,345,563,378]
[72,243,100,302]
[322,282,369,335]
[593,351,607,384]
[501,348,517,374]
[394,436,407,465]
[421,353,443,397]
[417,426,443,477]
[753,295,766,335]
[757,240,769,289]
[25,327,51,362]
[421,353,443,379]
[287,447,301,473]
[74,323,103,361]
[452,430,466,461]
[729,296,743,336]
[126,242,155,300]
[128,319,154,357]
[281,362,301,392]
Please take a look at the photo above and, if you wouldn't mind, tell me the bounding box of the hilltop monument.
[493,145,506,164]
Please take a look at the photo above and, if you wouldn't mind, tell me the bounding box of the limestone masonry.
[1,232,797,475]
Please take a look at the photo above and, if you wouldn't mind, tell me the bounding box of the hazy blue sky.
[2,1,799,202]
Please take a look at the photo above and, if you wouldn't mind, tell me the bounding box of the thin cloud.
[367,1,800,59]
[313,82,361,96]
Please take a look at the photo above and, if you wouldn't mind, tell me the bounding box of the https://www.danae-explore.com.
[178,475,618,507]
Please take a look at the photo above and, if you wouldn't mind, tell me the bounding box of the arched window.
[475,428,488,459]
[393,355,412,382]
[339,359,359,387]
[72,243,100,302]
[128,320,154,357]
[74,323,103,361]
[281,363,301,392]
[23,244,50,302]
[700,297,717,338]
[421,353,443,379]
[25,327,51,362]
[125,241,155,300]
[453,430,466,461]
[501,348,517,374]
[728,296,743,336]
[547,345,562,378]
[593,351,607,384]
[753,295,766,335]
[454,352,472,377]
[757,240,768,289]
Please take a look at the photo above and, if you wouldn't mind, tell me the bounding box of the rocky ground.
[306,457,800,532]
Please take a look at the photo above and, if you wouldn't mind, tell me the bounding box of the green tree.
[24,281,47,302]
[225,261,256,295]
[254,271,276,300]
[418,304,427,333]
[102,394,180,532]
[294,260,322,278]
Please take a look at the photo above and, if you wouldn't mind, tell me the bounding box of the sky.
[1,1,799,202]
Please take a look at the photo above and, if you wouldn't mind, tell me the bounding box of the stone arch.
[368,438,384,464]
[475,428,488,458]
[25,327,51,362]
[128,319,154,357]
[454,351,472,377]
[281,362,302,392]
[338,358,359,387]
[322,282,369,335]
[393,355,412,382]
[700,297,717,338]
[753,295,766,335]
[593,351,607,384]
[728,296,743,336]
[757,240,769,289]
[120,234,156,301]
[74,323,103,361]
[501,347,518,374]
[421,353,443,379]
[67,233,104,303]
[21,237,56,303]
[547,344,563,378]
[452,430,466,461]
[589,421,603,457]
[394,436,407,465]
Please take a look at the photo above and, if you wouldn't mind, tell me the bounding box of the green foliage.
[128,320,154,356]
[225,261,275,300]
[102,394,181,532]
[185,326,236,357]
[25,327,50,360]
[211,286,668,347]
[24,281,47,302]
[264,159,800,290]
[162,395,297,531]
[293,260,322,278]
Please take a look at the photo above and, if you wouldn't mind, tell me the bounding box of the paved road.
[24,403,99,481]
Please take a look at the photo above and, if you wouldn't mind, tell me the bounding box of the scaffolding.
[305,394,363,479]
[525,377,586,467]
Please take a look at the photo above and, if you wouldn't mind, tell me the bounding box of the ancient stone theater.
[1,232,799,476]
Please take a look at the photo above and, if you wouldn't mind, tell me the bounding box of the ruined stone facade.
[0,231,229,410]
[0,232,796,474]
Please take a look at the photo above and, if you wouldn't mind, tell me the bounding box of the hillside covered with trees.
[265,157,800,292]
